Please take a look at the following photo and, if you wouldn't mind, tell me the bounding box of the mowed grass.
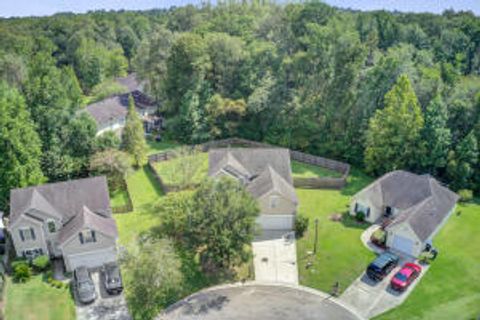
[376,200,480,320]
[114,166,164,247]
[296,168,376,294]
[5,275,76,320]
[153,152,209,186]
[291,160,343,178]
[110,187,130,208]
[146,139,180,155]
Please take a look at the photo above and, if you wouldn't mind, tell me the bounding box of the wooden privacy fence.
[148,138,350,190]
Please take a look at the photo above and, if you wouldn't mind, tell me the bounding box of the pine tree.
[364,74,424,175]
[422,95,451,174]
[122,95,147,167]
[447,131,478,190]
[0,82,45,209]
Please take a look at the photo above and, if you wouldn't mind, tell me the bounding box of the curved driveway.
[157,283,364,320]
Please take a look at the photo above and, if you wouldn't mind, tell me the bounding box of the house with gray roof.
[350,170,459,257]
[208,148,298,231]
[86,74,159,136]
[8,176,119,271]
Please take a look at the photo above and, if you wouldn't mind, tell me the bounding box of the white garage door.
[391,235,414,255]
[65,247,117,271]
[257,215,294,230]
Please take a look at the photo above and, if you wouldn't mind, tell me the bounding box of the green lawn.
[114,166,164,247]
[5,275,76,320]
[110,187,130,208]
[146,139,180,155]
[153,152,209,186]
[291,160,343,178]
[296,168,376,294]
[376,200,480,320]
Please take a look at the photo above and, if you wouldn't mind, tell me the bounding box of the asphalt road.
[158,284,363,320]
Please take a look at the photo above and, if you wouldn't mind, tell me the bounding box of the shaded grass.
[153,152,209,186]
[110,187,130,208]
[146,139,181,155]
[296,168,375,294]
[291,160,343,178]
[376,200,480,320]
[5,275,76,320]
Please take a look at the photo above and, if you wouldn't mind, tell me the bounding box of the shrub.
[458,189,473,203]
[294,215,309,238]
[13,262,31,283]
[11,259,28,270]
[355,210,365,222]
[32,255,50,272]
[371,229,386,246]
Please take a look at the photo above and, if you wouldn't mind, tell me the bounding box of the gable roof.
[361,170,459,241]
[247,166,298,203]
[58,206,118,245]
[208,148,293,184]
[10,176,111,225]
[116,73,141,92]
[208,148,297,203]
[85,91,155,126]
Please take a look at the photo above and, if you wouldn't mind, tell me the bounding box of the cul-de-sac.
[0,1,479,320]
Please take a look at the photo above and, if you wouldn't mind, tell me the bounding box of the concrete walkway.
[360,224,385,255]
[251,231,298,284]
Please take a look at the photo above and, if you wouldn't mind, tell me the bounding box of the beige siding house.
[350,170,459,257]
[8,177,118,271]
[209,148,298,231]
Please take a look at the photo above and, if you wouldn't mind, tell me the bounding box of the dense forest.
[1,1,479,210]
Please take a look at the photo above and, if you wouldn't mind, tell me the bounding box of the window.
[270,196,279,209]
[19,228,36,242]
[79,230,96,244]
[47,220,56,233]
[355,202,370,216]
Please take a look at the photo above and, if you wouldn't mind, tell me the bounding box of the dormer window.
[79,230,96,244]
[47,220,56,233]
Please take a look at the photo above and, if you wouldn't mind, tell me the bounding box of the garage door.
[65,247,117,271]
[391,235,414,255]
[257,215,294,230]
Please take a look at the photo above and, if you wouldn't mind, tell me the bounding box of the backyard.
[295,168,376,294]
[5,275,76,320]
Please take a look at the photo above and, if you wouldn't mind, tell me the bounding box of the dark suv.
[73,266,97,304]
[366,252,399,281]
[101,262,123,294]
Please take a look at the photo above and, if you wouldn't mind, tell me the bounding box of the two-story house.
[208,148,298,231]
[8,176,118,271]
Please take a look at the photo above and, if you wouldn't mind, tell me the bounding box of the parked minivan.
[366,252,399,281]
[73,266,97,304]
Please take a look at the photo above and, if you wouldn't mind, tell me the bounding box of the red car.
[390,263,422,291]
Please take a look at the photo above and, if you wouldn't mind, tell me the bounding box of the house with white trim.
[8,176,118,271]
[208,148,298,231]
[350,170,459,257]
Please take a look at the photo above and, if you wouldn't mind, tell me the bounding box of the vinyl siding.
[258,190,296,216]
[10,216,48,257]
[61,228,116,257]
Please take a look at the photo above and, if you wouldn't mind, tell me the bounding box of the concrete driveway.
[75,270,131,320]
[252,231,298,284]
[340,255,429,318]
[158,283,364,320]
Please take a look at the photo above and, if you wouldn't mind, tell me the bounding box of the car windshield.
[395,273,408,281]
[106,266,120,283]
[78,280,93,291]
